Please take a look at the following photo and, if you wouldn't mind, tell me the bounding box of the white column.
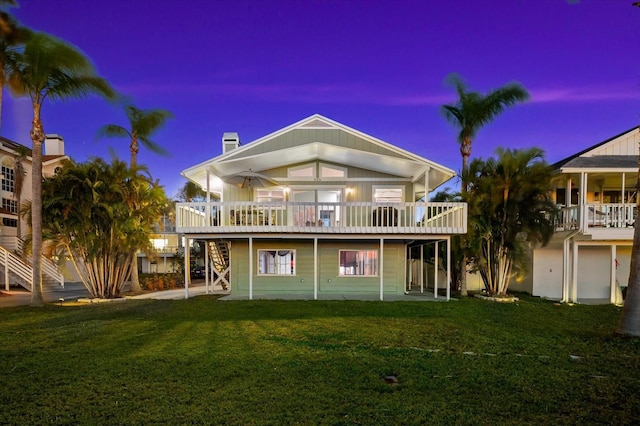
[4,250,8,291]
[424,167,430,201]
[184,236,190,299]
[622,173,626,203]
[580,172,587,230]
[420,244,424,293]
[571,241,579,303]
[205,241,210,294]
[403,244,408,293]
[379,238,384,301]
[566,177,572,207]
[446,236,451,301]
[249,237,253,300]
[313,238,318,300]
[408,246,413,292]
[206,170,211,226]
[434,240,439,299]
[562,237,570,302]
[610,245,617,304]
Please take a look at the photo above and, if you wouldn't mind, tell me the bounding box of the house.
[176,114,467,300]
[0,134,67,290]
[511,126,638,304]
[138,213,182,274]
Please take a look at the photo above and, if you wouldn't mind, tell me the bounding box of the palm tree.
[0,0,30,131]
[30,158,168,298]
[7,31,114,306]
[97,104,173,168]
[97,104,172,291]
[464,147,556,296]
[617,2,640,336]
[441,73,529,295]
[176,180,207,202]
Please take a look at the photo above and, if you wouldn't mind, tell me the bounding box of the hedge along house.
[177,114,467,300]
[511,126,639,304]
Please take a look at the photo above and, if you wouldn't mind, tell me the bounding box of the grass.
[1,295,638,425]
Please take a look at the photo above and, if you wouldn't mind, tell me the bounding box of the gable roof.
[552,126,639,172]
[182,114,455,191]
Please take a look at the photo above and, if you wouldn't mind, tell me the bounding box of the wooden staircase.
[207,240,230,290]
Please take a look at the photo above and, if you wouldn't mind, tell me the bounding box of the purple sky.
[3,0,639,196]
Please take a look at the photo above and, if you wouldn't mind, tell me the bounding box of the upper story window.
[373,186,403,203]
[256,189,285,202]
[320,164,347,178]
[288,164,315,179]
[2,198,17,214]
[1,165,14,193]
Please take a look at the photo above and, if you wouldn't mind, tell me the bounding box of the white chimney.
[44,134,65,156]
[222,132,240,153]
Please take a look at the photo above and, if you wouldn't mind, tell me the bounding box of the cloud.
[116,80,640,107]
[529,86,640,103]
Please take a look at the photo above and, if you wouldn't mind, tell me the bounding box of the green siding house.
[177,114,467,300]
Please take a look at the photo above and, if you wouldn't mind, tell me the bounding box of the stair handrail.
[0,244,33,291]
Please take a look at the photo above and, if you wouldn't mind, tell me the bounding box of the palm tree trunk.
[617,205,640,335]
[29,102,44,306]
[459,141,471,297]
[128,137,141,292]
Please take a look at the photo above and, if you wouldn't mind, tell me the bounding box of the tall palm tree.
[617,3,640,336]
[97,104,173,168]
[7,31,114,306]
[97,104,172,291]
[0,0,30,131]
[441,73,529,296]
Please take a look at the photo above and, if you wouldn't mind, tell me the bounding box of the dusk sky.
[3,0,639,196]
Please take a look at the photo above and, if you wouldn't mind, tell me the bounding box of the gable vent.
[300,119,335,129]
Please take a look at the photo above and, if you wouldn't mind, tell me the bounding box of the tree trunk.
[30,103,44,306]
[616,142,640,335]
[459,140,471,297]
[128,138,141,292]
[617,202,640,335]
[130,255,141,292]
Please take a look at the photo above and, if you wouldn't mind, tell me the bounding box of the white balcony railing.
[176,201,467,235]
[555,203,636,232]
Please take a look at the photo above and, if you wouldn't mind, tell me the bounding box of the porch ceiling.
[183,141,454,193]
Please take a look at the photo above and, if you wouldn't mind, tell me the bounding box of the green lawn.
[1,295,638,425]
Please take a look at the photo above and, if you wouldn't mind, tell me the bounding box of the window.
[2,217,17,227]
[1,165,14,192]
[258,250,295,275]
[339,250,378,276]
[152,239,168,250]
[2,198,17,214]
[373,187,403,203]
[256,189,285,202]
[288,164,315,179]
[320,164,346,178]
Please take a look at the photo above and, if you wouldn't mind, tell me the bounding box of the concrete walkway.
[0,281,226,307]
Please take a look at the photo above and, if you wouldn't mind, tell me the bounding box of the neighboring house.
[177,114,467,300]
[511,126,638,304]
[0,134,68,289]
[138,214,182,274]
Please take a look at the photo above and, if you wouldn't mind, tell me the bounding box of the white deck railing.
[556,203,636,232]
[176,201,467,235]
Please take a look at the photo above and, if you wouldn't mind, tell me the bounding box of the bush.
[139,273,185,291]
